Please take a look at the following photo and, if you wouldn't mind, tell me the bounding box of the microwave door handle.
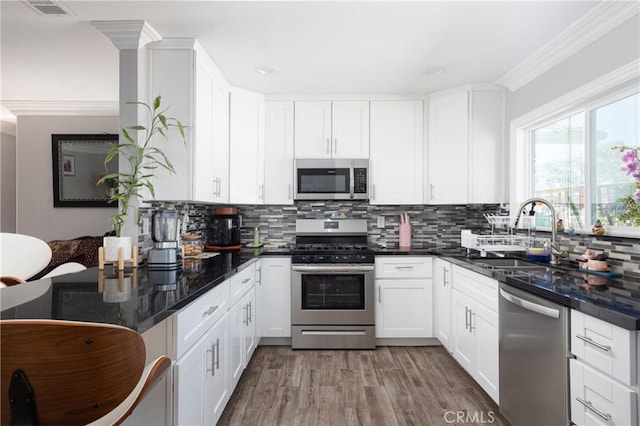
[349,162,355,199]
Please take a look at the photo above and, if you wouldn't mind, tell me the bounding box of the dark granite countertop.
[442,256,640,331]
[0,249,266,334]
[3,244,639,332]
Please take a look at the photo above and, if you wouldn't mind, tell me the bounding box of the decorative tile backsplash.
[140,200,640,276]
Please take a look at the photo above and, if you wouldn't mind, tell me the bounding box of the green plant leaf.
[153,96,161,111]
[127,125,146,131]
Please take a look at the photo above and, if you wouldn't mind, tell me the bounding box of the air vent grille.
[22,0,75,15]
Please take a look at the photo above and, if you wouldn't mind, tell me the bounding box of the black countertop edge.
[442,256,640,331]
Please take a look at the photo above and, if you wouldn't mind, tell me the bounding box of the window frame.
[512,81,640,238]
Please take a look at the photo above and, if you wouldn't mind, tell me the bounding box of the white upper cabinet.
[369,100,424,205]
[294,100,369,159]
[229,87,265,204]
[149,39,229,202]
[426,86,504,205]
[264,101,294,204]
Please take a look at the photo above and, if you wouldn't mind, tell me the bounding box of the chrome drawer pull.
[576,334,611,352]
[242,278,251,284]
[203,305,219,317]
[576,397,611,422]
[206,347,214,375]
[214,338,220,371]
[394,265,414,269]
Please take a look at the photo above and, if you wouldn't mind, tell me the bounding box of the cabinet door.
[370,100,423,204]
[243,287,256,364]
[264,101,294,204]
[205,315,229,426]
[468,90,504,204]
[451,289,474,374]
[258,257,292,338]
[294,101,332,158]
[375,278,432,338]
[229,297,245,389]
[473,301,499,403]
[331,101,370,159]
[427,91,469,204]
[229,89,265,204]
[211,79,230,203]
[433,258,452,352]
[192,57,216,202]
[173,333,207,426]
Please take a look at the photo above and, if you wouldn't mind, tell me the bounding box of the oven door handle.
[292,265,374,272]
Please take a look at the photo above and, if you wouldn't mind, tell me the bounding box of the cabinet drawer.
[571,310,637,387]
[570,359,638,426]
[375,256,432,279]
[174,280,229,358]
[452,265,498,312]
[230,263,255,305]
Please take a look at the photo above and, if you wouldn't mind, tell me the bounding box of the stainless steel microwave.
[294,159,369,200]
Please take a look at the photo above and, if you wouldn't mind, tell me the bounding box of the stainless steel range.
[291,219,375,349]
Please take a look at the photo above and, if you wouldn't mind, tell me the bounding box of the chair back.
[0,233,52,280]
[1,320,147,426]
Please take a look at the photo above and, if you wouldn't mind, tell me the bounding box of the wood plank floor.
[218,346,509,426]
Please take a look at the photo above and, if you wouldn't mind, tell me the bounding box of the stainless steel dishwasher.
[499,283,569,426]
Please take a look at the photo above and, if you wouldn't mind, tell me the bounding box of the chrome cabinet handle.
[576,397,611,422]
[215,338,220,370]
[395,265,414,269]
[288,184,292,200]
[430,184,434,200]
[576,334,611,352]
[203,305,218,317]
[443,268,448,286]
[469,311,475,332]
[378,285,381,303]
[326,138,331,155]
[372,184,375,200]
[248,301,252,324]
[334,137,337,154]
[465,307,470,330]
[206,347,214,374]
[242,278,251,284]
[243,305,249,325]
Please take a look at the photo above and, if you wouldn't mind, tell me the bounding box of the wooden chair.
[0,319,171,426]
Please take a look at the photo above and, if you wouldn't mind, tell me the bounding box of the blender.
[147,209,181,269]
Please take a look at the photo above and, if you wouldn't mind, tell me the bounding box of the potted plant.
[98,95,186,261]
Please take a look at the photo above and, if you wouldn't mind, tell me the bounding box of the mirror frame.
[52,133,119,208]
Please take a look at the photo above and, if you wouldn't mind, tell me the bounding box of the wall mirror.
[52,134,119,207]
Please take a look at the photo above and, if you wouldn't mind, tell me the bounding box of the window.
[530,91,639,233]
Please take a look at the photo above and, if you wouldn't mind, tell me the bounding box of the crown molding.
[1,121,16,136]
[149,38,197,50]
[496,1,639,92]
[91,20,162,50]
[1,100,118,116]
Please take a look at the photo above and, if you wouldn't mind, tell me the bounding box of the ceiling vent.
[21,0,75,16]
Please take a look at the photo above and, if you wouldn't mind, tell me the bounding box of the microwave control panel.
[354,168,367,193]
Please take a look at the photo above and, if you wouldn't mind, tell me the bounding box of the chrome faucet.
[512,197,567,264]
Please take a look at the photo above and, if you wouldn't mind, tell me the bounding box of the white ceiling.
[1,0,600,107]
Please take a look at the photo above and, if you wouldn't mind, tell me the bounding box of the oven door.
[291,264,374,325]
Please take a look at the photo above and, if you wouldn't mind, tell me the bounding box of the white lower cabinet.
[570,310,639,426]
[174,313,229,426]
[172,261,261,425]
[433,258,453,352]
[451,265,499,403]
[258,257,292,338]
[374,256,433,338]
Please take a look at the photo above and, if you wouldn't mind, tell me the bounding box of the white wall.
[1,131,17,232]
[16,115,118,241]
[507,15,640,122]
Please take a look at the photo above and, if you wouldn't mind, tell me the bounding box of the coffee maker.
[147,209,181,269]
[207,207,241,250]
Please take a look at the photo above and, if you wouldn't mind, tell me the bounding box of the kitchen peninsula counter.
[0,248,273,333]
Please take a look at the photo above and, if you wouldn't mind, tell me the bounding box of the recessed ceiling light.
[424,67,446,77]
[255,66,275,75]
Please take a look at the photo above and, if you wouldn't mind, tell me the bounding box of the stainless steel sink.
[470,258,550,272]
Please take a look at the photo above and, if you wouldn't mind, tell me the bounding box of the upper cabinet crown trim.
[496,1,639,92]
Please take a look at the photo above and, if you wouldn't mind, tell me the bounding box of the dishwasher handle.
[500,288,560,319]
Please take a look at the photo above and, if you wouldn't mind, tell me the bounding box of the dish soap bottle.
[253,227,260,246]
